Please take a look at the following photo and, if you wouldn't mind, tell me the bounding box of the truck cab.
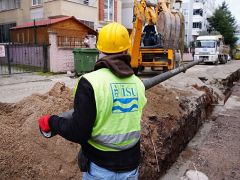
[194,35,229,64]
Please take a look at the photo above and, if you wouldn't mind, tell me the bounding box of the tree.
[208,1,238,49]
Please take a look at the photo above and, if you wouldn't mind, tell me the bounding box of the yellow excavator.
[129,0,185,74]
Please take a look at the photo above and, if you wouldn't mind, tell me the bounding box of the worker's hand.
[38,115,51,133]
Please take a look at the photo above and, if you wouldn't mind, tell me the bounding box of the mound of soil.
[0,82,81,179]
[0,82,197,179]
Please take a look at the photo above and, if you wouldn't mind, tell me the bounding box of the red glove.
[38,115,51,132]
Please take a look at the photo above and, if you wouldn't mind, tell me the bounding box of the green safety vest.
[76,68,147,151]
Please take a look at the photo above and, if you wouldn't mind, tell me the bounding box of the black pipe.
[59,59,203,119]
[143,59,203,90]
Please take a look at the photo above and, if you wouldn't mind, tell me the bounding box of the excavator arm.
[129,0,158,69]
[129,0,184,73]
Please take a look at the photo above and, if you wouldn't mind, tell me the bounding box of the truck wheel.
[214,60,219,65]
[224,55,228,64]
[221,57,227,64]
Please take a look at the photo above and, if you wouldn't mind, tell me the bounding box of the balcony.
[43,0,97,24]
[193,2,204,10]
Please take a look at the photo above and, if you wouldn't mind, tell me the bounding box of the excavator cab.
[142,24,158,46]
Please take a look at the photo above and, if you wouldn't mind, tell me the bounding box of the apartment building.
[182,0,215,46]
[0,0,122,43]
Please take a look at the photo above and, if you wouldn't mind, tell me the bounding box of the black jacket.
[49,54,141,171]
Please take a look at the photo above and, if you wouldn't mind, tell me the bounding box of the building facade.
[0,0,122,43]
[182,0,215,46]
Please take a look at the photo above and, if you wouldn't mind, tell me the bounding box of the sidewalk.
[161,81,240,180]
[0,73,78,103]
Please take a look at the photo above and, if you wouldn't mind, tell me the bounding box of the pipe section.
[143,59,203,90]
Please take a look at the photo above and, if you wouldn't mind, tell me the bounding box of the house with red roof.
[7,16,98,73]
[10,16,97,45]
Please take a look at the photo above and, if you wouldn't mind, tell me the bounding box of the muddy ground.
[0,83,81,179]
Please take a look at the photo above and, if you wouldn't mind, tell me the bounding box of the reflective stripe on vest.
[92,131,140,144]
[83,68,147,151]
[96,139,139,151]
[91,131,140,150]
[92,131,140,150]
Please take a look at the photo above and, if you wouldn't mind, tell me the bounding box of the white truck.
[194,35,230,64]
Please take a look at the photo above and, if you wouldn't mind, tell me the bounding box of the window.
[192,22,202,29]
[0,0,20,11]
[193,9,203,16]
[196,40,216,48]
[104,0,114,21]
[32,0,42,6]
[0,23,16,43]
[83,0,89,5]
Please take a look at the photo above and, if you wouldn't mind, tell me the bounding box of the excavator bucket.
[157,11,172,50]
[156,11,182,50]
[173,12,181,49]
[178,12,185,60]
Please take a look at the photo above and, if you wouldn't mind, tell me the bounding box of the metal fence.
[0,44,49,75]
[57,36,86,48]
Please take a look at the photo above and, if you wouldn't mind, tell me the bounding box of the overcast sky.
[215,0,240,24]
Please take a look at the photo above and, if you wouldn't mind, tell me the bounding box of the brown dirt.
[0,82,201,180]
[0,82,81,179]
[139,85,196,179]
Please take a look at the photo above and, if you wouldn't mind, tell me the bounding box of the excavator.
[129,0,185,74]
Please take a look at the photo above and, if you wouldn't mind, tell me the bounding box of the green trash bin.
[73,48,99,75]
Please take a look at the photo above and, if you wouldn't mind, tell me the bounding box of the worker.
[38,22,147,180]
[142,24,157,46]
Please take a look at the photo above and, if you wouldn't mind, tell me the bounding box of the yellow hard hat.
[97,22,130,53]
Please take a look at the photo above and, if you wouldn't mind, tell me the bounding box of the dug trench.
[0,69,240,180]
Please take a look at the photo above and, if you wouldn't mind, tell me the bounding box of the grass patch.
[36,72,57,76]
[12,64,43,72]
